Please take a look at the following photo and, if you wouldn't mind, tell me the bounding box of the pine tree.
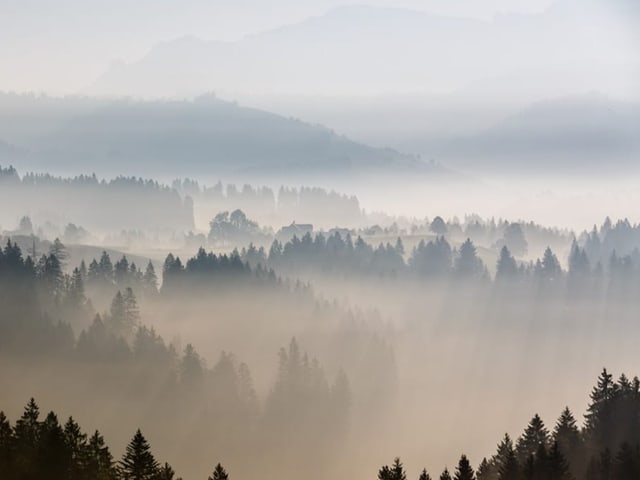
[613,443,639,480]
[391,457,407,480]
[119,429,160,480]
[552,407,582,476]
[49,238,68,267]
[86,430,118,480]
[123,287,141,326]
[585,368,617,449]
[496,246,518,280]
[378,458,406,480]
[454,455,475,480]
[63,417,87,480]
[547,441,570,480]
[379,465,393,480]
[209,463,229,480]
[14,398,40,477]
[454,239,484,278]
[99,251,114,279]
[419,468,432,480]
[157,462,178,480]
[180,344,204,388]
[516,414,549,463]
[143,261,158,292]
[0,411,14,476]
[538,247,562,281]
[37,411,69,480]
[66,267,86,307]
[440,468,452,480]
[496,434,521,480]
[476,458,496,480]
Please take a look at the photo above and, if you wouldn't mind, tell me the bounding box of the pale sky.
[0,0,557,94]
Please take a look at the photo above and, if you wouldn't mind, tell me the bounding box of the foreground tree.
[209,463,229,480]
[379,458,407,480]
[440,468,452,480]
[119,429,160,480]
[419,468,432,480]
[454,455,475,480]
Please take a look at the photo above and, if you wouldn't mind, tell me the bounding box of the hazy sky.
[1,0,557,94]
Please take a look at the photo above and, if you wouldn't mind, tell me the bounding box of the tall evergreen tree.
[454,455,475,480]
[547,441,571,480]
[85,430,118,480]
[419,468,432,480]
[143,261,158,292]
[454,239,485,278]
[209,462,229,480]
[157,462,179,480]
[119,429,160,480]
[516,415,549,463]
[378,458,407,480]
[63,417,86,480]
[496,434,521,480]
[36,411,68,480]
[440,468,452,480]
[14,398,40,478]
[0,411,14,477]
[496,246,518,280]
[584,368,617,449]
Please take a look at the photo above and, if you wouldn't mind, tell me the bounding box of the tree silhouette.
[516,414,549,463]
[496,246,518,280]
[419,468,432,480]
[208,463,229,480]
[119,429,160,480]
[378,458,407,480]
[454,455,475,480]
[440,468,452,480]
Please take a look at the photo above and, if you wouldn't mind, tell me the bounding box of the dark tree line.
[8,367,638,480]
[379,369,640,480]
[235,228,640,301]
[0,398,238,480]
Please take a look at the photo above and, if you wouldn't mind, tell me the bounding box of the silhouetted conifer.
[119,429,160,480]
[454,455,475,480]
[209,462,229,480]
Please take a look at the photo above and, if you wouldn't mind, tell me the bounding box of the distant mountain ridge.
[430,94,640,172]
[0,93,431,179]
[85,1,639,100]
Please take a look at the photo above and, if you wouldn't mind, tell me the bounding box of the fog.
[2,1,640,479]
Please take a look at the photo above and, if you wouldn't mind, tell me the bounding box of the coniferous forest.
[3,2,640,479]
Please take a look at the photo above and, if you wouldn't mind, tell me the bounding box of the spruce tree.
[63,417,87,480]
[454,455,475,480]
[440,468,452,480]
[419,468,432,480]
[209,462,229,480]
[119,429,160,480]
[476,458,495,480]
[37,412,68,480]
[157,462,178,480]
[496,246,518,280]
[495,435,521,480]
[547,441,570,480]
[378,458,406,480]
[585,368,617,449]
[0,411,14,477]
[516,414,549,463]
[613,443,639,480]
[143,261,158,291]
[86,430,118,480]
[14,398,40,477]
[391,457,407,480]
